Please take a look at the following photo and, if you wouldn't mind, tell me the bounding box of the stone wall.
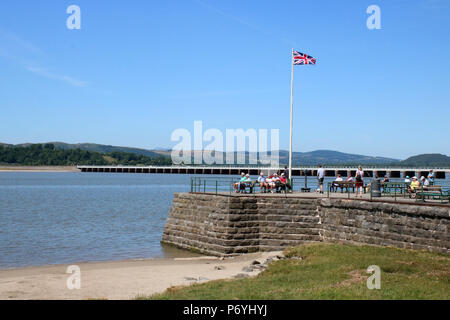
[319,198,449,253]
[161,193,449,255]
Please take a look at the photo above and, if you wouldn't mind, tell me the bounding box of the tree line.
[0,144,172,166]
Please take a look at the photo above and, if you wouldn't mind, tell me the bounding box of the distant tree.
[0,144,173,166]
[44,143,55,151]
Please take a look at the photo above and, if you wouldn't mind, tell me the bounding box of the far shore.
[0,251,281,300]
[0,166,79,172]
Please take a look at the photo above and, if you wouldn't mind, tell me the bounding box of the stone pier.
[161,193,449,255]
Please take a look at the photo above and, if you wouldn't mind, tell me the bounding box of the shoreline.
[0,251,282,300]
[0,166,79,172]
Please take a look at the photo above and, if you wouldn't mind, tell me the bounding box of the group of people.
[405,171,435,196]
[327,167,436,198]
[233,167,292,193]
[319,165,365,197]
[233,166,436,197]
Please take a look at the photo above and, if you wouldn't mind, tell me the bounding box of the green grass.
[139,243,449,300]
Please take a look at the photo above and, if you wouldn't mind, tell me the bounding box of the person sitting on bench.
[233,172,246,193]
[257,172,266,193]
[266,174,275,193]
[239,174,253,193]
[331,174,343,191]
[272,173,282,193]
[279,173,291,192]
[408,176,420,197]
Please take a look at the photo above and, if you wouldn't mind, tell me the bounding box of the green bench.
[382,182,408,198]
[329,181,356,193]
[415,186,450,203]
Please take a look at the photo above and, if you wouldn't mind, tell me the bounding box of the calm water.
[1,172,448,269]
[0,172,197,269]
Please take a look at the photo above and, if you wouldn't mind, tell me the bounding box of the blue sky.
[0,0,449,159]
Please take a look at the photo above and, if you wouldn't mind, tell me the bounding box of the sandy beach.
[0,166,79,172]
[0,251,282,300]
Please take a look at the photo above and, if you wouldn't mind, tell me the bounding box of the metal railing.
[77,164,450,170]
[326,181,410,200]
[326,182,362,199]
[190,176,450,202]
[190,177,236,195]
[190,177,295,195]
[326,180,450,203]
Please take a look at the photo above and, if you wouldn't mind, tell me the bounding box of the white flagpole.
[289,49,294,182]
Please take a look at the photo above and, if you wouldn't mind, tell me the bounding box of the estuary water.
[0,172,448,269]
[0,172,196,269]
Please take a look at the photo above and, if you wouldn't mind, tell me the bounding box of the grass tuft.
[138,243,449,300]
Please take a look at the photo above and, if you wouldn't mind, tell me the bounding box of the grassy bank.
[141,243,449,300]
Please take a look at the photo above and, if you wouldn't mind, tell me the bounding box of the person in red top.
[279,173,290,192]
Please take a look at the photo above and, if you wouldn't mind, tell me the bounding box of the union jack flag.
[292,50,316,65]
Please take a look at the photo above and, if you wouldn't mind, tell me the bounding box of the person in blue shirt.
[428,170,434,184]
[257,172,266,193]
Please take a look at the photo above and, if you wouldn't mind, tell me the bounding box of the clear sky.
[0,0,449,159]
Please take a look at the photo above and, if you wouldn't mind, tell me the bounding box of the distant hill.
[0,143,172,166]
[165,149,399,165]
[2,142,447,167]
[278,150,399,165]
[398,154,450,167]
[0,143,12,147]
[14,142,164,159]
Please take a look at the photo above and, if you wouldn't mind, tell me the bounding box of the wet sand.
[0,251,282,300]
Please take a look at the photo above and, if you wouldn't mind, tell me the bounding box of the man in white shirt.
[332,174,343,192]
[272,173,281,192]
[257,172,266,193]
[265,175,273,193]
[317,165,325,194]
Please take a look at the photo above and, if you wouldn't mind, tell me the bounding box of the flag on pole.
[292,50,316,65]
[288,49,316,186]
